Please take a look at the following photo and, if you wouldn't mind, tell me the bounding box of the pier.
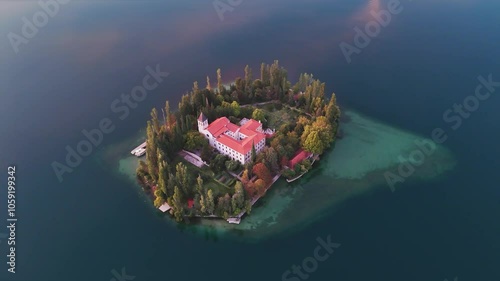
[286,154,318,183]
[159,202,171,212]
[131,142,147,157]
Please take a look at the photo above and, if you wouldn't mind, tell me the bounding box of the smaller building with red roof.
[187,198,194,209]
[288,149,312,169]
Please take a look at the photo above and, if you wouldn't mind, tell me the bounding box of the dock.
[286,154,318,183]
[131,142,147,157]
[227,218,241,224]
[159,202,171,212]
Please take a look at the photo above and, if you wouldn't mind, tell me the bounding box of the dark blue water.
[1,0,499,280]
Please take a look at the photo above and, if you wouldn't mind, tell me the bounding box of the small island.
[135,61,340,223]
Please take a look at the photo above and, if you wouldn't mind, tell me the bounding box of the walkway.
[178,150,208,168]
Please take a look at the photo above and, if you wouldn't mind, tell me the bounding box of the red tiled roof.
[206,117,231,137]
[239,127,254,137]
[206,117,265,155]
[217,134,264,155]
[218,135,246,154]
[226,123,239,132]
[241,119,262,131]
[289,149,312,169]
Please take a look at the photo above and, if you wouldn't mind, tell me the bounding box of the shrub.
[225,160,240,171]
[282,168,296,179]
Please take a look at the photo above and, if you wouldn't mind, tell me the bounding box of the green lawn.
[256,104,300,129]
[205,180,233,197]
[175,156,234,197]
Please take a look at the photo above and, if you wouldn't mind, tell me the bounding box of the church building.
[197,112,266,164]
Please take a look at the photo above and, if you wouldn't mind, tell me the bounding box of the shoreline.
[96,108,456,241]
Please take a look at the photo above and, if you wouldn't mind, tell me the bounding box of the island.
[134,61,341,223]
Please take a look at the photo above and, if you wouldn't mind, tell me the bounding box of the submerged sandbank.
[97,109,456,242]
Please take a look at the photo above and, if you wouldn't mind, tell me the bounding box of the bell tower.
[198,112,208,132]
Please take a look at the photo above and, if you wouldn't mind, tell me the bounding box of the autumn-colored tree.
[206,189,215,215]
[217,68,223,94]
[253,162,272,184]
[301,129,324,155]
[244,181,256,198]
[206,76,211,90]
[281,156,289,167]
[254,179,266,196]
[199,194,206,214]
[153,189,166,208]
[241,169,250,185]
[301,116,333,155]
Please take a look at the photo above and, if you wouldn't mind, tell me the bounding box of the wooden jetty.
[130,141,147,157]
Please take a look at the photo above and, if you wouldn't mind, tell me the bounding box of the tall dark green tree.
[164,100,172,130]
[260,63,270,86]
[157,161,168,195]
[231,182,245,214]
[325,93,341,122]
[251,142,257,163]
[244,65,252,93]
[146,121,159,182]
[206,76,211,91]
[151,108,161,135]
[175,162,190,196]
[206,189,215,215]
[196,174,204,197]
[171,186,184,221]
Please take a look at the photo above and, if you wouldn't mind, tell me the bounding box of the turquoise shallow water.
[2,0,499,280]
[107,109,455,241]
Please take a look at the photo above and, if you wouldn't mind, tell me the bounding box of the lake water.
[1,0,499,281]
